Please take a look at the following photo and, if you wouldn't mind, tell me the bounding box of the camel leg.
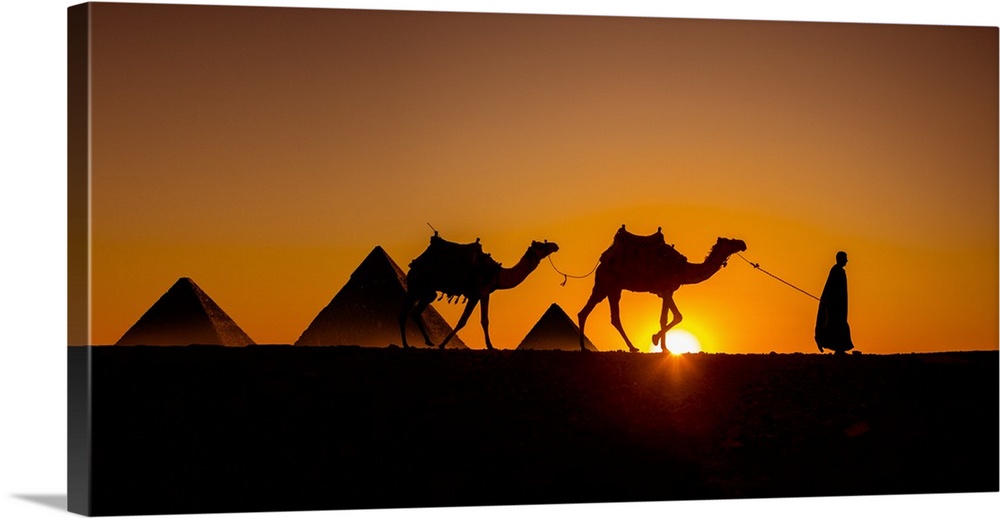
[652,295,682,352]
[398,294,417,348]
[608,290,639,353]
[439,297,478,349]
[410,291,438,347]
[479,294,495,350]
[578,287,607,351]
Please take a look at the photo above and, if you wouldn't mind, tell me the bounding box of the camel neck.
[496,249,542,290]
[681,247,729,285]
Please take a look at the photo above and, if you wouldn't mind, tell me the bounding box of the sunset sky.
[85,2,997,353]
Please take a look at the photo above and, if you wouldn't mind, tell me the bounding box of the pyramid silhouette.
[115,277,255,346]
[516,303,599,351]
[295,246,467,348]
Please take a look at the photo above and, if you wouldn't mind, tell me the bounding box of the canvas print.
[68,2,998,516]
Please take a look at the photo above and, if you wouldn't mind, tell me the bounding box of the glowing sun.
[659,329,702,355]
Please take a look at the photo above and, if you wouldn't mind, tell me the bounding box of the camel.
[399,232,559,350]
[578,225,746,352]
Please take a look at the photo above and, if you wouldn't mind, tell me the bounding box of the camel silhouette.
[578,225,747,352]
[400,232,559,349]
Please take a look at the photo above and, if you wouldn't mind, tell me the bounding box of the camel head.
[714,237,747,267]
[529,240,560,261]
[493,240,560,290]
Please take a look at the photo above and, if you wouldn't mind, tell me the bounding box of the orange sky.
[85,3,998,352]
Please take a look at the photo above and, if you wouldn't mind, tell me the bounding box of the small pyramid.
[516,303,598,351]
[116,277,255,346]
[295,246,467,348]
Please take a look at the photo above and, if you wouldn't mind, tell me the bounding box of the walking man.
[815,251,854,354]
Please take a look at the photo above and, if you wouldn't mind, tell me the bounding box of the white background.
[1,1,997,517]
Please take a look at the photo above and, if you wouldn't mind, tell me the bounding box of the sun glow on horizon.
[652,329,703,355]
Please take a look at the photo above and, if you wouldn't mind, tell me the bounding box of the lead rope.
[548,256,599,286]
[547,250,820,301]
[735,252,820,302]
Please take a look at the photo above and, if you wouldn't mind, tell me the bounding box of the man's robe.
[815,265,854,352]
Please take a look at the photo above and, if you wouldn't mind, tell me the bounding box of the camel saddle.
[599,225,687,274]
[409,233,501,297]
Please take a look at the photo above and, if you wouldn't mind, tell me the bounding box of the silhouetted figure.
[815,251,854,354]
[578,225,747,353]
[399,232,559,350]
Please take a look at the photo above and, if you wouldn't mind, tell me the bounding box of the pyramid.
[516,303,599,351]
[294,246,467,348]
[116,277,255,346]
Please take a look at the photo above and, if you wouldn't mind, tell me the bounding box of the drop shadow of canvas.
[12,494,67,512]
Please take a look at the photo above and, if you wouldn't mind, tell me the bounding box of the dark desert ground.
[75,345,997,516]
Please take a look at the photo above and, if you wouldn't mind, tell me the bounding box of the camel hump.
[419,234,498,266]
[599,226,687,266]
[408,233,501,294]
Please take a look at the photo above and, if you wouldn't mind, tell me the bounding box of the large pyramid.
[516,303,599,351]
[116,277,255,346]
[295,246,467,348]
